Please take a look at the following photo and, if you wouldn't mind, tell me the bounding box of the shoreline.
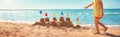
[0,20,120,28]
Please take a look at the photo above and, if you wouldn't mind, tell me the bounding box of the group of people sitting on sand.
[32,16,81,28]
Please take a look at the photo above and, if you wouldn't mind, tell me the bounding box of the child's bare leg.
[97,17,108,32]
[94,17,100,34]
[98,22,108,32]
[98,21,108,32]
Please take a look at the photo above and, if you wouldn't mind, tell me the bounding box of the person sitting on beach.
[44,18,50,26]
[50,17,59,27]
[58,16,66,27]
[32,18,47,26]
[65,17,74,28]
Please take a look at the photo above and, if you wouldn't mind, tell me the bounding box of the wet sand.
[0,21,120,37]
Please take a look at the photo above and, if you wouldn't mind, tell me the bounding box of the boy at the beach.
[84,0,108,34]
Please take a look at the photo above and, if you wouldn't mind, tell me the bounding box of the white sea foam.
[77,13,83,15]
[80,24,120,28]
[77,12,120,15]
[0,20,35,25]
[104,12,120,14]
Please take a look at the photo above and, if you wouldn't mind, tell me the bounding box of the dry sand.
[0,21,120,37]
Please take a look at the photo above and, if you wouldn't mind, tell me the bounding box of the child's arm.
[84,2,94,9]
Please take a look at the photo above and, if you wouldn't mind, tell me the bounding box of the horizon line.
[0,8,120,10]
[0,9,119,11]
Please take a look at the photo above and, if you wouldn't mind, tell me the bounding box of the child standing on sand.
[84,0,108,34]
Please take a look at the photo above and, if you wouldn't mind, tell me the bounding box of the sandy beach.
[0,21,120,37]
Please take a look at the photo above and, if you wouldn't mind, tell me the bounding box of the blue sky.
[0,0,120,9]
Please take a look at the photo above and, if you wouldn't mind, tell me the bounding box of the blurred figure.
[32,18,47,26]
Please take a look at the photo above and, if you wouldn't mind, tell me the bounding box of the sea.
[0,9,120,26]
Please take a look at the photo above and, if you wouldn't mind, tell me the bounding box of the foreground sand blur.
[0,21,120,37]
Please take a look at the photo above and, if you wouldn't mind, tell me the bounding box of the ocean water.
[0,9,120,25]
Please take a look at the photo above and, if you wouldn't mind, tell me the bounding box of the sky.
[0,0,120,9]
